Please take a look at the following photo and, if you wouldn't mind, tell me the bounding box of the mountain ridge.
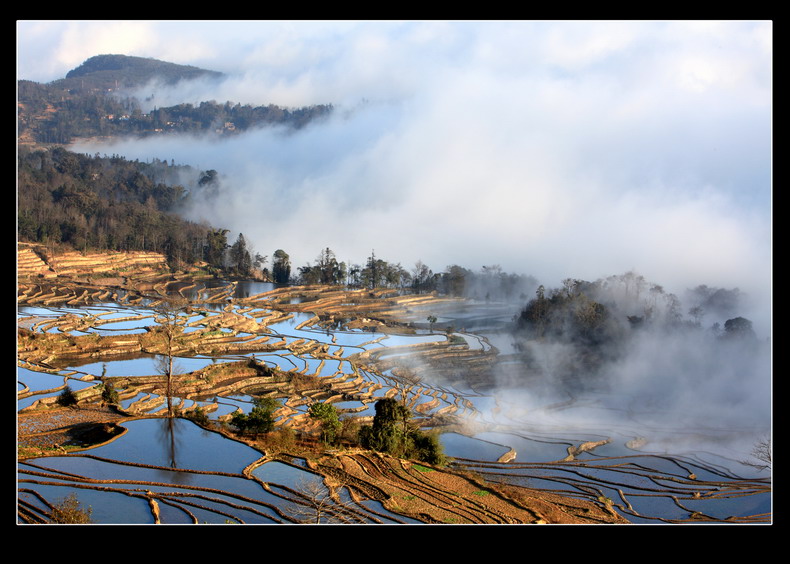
[57,53,224,90]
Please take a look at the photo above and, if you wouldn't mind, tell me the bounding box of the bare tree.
[741,436,771,472]
[289,478,364,524]
[153,298,188,417]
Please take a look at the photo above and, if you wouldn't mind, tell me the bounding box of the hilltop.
[59,54,224,90]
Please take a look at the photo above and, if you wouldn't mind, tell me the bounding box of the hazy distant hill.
[57,54,224,91]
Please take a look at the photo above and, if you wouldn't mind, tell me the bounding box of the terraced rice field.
[17,249,770,524]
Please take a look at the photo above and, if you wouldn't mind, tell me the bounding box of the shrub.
[57,386,78,407]
[264,427,297,451]
[186,405,209,425]
[359,398,409,455]
[100,382,119,404]
[339,417,364,443]
[406,430,445,466]
[50,493,93,524]
[230,397,279,434]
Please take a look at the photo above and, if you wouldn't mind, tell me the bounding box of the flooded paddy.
[17,280,770,524]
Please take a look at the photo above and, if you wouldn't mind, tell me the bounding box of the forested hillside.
[17,145,231,271]
[17,55,333,145]
[62,54,224,88]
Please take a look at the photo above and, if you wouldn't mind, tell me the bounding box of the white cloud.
[35,21,770,322]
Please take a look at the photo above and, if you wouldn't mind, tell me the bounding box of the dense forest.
[18,80,333,144]
[17,145,236,272]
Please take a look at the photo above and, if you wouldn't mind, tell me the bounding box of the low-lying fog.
[53,22,769,323]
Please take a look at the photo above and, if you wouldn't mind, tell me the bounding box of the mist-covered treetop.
[516,270,751,342]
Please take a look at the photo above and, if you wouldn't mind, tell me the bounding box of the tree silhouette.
[272,249,291,284]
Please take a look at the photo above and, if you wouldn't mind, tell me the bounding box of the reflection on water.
[234,281,277,299]
[441,432,511,461]
[18,418,419,524]
[58,355,229,378]
[252,460,321,490]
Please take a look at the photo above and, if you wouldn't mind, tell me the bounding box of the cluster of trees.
[230,397,344,444]
[18,79,134,144]
[518,271,755,341]
[518,279,619,345]
[293,248,537,301]
[144,101,333,137]
[358,398,445,465]
[14,149,432,287]
[513,271,758,387]
[16,146,266,277]
[18,55,333,144]
[230,397,280,434]
[228,396,444,466]
[19,147,208,263]
[296,249,412,289]
[298,247,347,286]
[227,232,268,278]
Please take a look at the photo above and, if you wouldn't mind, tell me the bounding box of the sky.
[17,20,773,331]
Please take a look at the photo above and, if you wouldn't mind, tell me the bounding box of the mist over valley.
[17,21,772,524]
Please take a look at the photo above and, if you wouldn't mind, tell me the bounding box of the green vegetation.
[18,139,535,297]
[723,316,756,340]
[517,280,615,344]
[308,402,342,445]
[298,248,347,286]
[64,54,223,87]
[358,398,445,465]
[292,247,537,300]
[186,405,210,426]
[272,249,292,284]
[100,382,119,404]
[427,315,437,332]
[18,147,216,263]
[514,272,758,389]
[230,397,280,434]
[229,233,253,277]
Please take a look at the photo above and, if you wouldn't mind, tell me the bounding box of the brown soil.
[308,451,626,524]
[18,404,127,458]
